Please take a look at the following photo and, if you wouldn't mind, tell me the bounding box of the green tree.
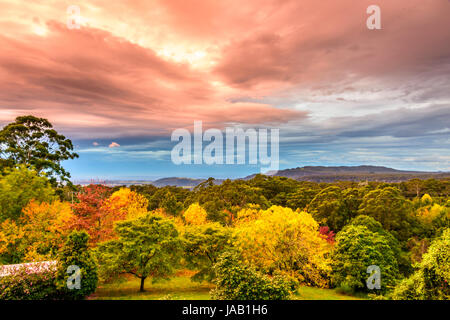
[161,191,183,216]
[358,187,413,241]
[0,115,78,185]
[308,186,350,232]
[211,250,296,300]
[392,228,450,300]
[185,178,270,224]
[331,223,399,293]
[183,223,233,282]
[95,213,182,292]
[349,215,412,275]
[286,186,319,211]
[248,174,299,205]
[55,230,98,300]
[0,165,55,222]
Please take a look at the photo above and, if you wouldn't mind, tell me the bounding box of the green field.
[91,275,365,300]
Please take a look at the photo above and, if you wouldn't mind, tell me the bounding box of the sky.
[0,0,449,180]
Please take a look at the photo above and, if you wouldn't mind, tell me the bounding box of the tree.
[17,200,74,262]
[286,186,319,211]
[183,203,208,225]
[0,165,55,222]
[185,178,270,224]
[0,218,24,264]
[183,223,233,282]
[211,250,296,300]
[103,187,149,221]
[95,213,182,292]
[248,174,299,206]
[0,115,78,185]
[358,187,413,241]
[72,186,150,244]
[392,228,450,300]
[55,230,98,299]
[331,222,399,293]
[71,185,112,244]
[234,205,332,288]
[348,215,411,276]
[161,191,183,216]
[308,186,350,232]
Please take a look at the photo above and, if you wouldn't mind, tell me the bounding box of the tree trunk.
[139,277,146,292]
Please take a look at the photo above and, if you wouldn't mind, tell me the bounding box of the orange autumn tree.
[71,185,112,244]
[234,205,333,288]
[72,185,149,244]
[20,200,74,261]
[0,200,74,263]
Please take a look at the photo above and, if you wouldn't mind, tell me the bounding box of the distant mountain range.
[248,165,450,183]
[75,165,450,187]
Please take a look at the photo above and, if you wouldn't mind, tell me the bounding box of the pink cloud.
[109,142,120,148]
[0,20,306,138]
[0,0,448,141]
[213,0,450,90]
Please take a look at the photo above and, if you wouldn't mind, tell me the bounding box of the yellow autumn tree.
[234,205,332,288]
[0,218,24,263]
[183,203,207,225]
[418,203,447,224]
[0,200,75,263]
[234,204,262,225]
[21,200,75,261]
[421,193,433,205]
[103,187,149,220]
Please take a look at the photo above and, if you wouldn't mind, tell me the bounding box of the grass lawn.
[91,272,365,300]
[293,286,365,300]
[92,274,213,300]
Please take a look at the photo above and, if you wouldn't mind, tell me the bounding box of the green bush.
[392,228,450,300]
[331,221,399,293]
[349,215,412,275]
[55,230,98,299]
[210,251,296,300]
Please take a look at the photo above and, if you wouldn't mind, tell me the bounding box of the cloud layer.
[0,0,449,176]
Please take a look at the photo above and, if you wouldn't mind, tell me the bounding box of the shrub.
[391,272,426,300]
[0,264,58,300]
[55,230,98,299]
[392,228,450,300]
[210,251,296,300]
[0,231,98,300]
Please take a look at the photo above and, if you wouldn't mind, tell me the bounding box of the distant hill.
[76,165,449,187]
[261,165,450,182]
[151,177,206,188]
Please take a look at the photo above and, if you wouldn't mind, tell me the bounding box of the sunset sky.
[0,0,449,179]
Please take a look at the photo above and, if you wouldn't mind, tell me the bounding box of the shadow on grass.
[91,275,213,300]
